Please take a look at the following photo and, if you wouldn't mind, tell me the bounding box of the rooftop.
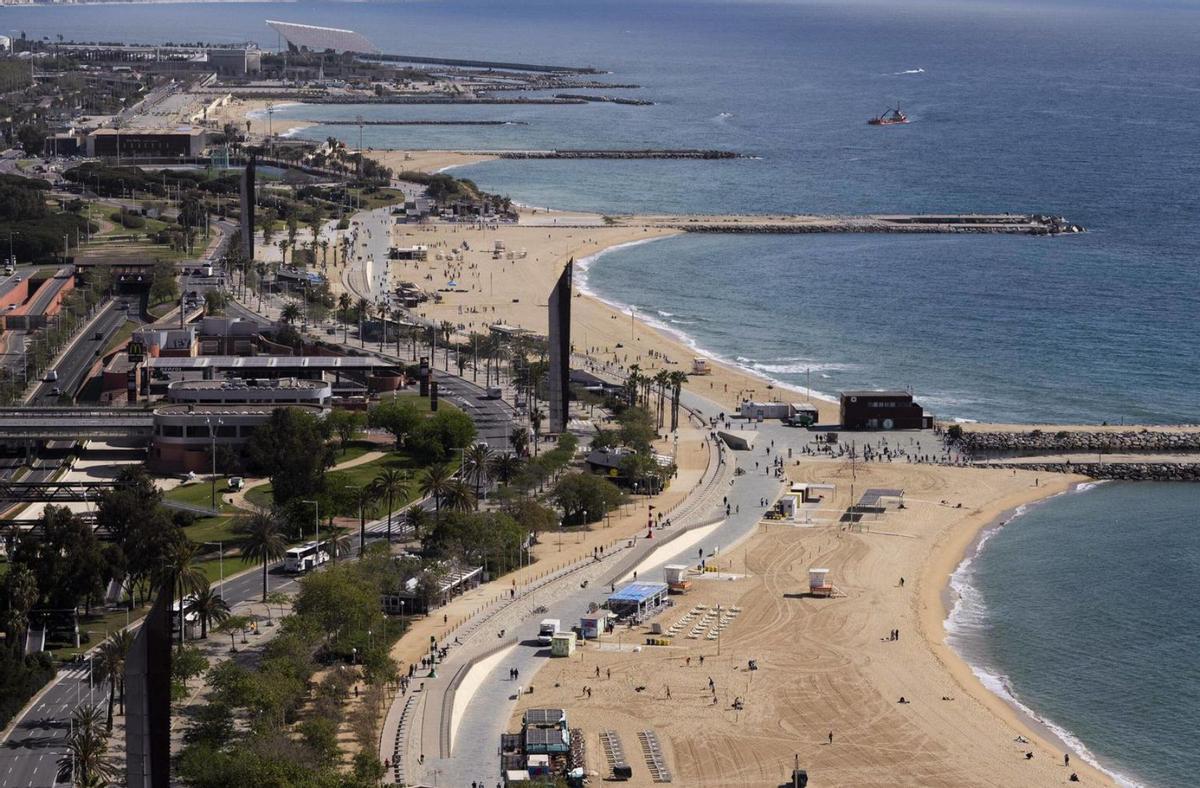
[154,404,324,416]
[168,377,329,391]
[144,355,392,370]
[840,390,914,399]
[266,20,380,55]
[607,581,669,604]
[90,126,205,137]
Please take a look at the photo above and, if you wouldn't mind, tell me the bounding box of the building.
[266,20,380,55]
[44,132,83,157]
[148,403,324,474]
[167,378,332,407]
[207,47,262,77]
[838,390,931,430]
[606,581,669,621]
[86,127,208,160]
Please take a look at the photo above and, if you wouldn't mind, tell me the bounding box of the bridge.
[0,407,155,441]
[0,481,127,504]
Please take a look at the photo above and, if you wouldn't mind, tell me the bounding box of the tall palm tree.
[530,409,544,456]
[462,442,493,504]
[277,238,290,266]
[391,309,406,357]
[372,468,407,544]
[186,581,230,639]
[654,369,671,428]
[351,482,378,554]
[235,512,286,601]
[668,370,689,432]
[57,703,115,787]
[442,479,476,513]
[417,463,454,520]
[96,630,134,731]
[510,426,530,458]
[158,540,207,646]
[489,452,523,486]
[356,296,369,347]
[404,505,429,542]
[325,524,352,564]
[319,239,330,268]
[338,291,353,343]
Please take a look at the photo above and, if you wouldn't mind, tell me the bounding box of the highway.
[28,301,130,405]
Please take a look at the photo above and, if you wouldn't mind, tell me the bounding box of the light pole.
[205,416,223,510]
[202,541,225,599]
[301,498,319,544]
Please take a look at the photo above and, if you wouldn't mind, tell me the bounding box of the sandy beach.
[208,96,1119,783]
[507,462,1107,787]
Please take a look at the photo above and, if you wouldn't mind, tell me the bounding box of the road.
[28,302,130,405]
[0,358,515,788]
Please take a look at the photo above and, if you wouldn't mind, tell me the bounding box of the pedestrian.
[607,668,611,679]
[700,655,705,666]
[666,685,671,699]
[828,731,833,745]
[686,656,691,666]
[596,666,601,678]
[1064,754,1070,767]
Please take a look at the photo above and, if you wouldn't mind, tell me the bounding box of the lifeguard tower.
[663,564,691,594]
[808,568,833,598]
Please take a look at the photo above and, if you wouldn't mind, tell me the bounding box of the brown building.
[839,390,932,431]
[86,127,207,160]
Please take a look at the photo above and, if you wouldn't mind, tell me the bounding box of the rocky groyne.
[954,430,1200,454]
[976,462,1200,481]
[667,214,1083,235]
[497,149,743,160]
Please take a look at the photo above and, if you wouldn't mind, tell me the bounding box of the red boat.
[868,106,908,126]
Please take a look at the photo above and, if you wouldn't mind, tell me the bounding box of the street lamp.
[300,499,319,545]
[205,416,224,510]
[201,541,225,599]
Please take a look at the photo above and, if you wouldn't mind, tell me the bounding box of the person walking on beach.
[828,731,834,745]
[1064,754,1070,767]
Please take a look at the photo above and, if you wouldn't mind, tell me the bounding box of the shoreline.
[919,473,1117,786]
[213,96,1142,783]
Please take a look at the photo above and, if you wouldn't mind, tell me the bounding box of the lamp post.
[201,541,225,599]
[205,416,223,510]
[301,498,319,544]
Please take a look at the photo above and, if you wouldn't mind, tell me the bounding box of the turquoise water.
[5,1,1200,783]
[952,482,1200,786]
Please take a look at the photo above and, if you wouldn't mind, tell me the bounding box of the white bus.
[284,541,329,574]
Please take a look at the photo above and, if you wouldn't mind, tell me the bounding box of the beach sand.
[508,462,1108,787]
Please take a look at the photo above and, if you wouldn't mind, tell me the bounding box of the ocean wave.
[945,493,1143,788]
[892,68,925,75]
[656,309,674,317]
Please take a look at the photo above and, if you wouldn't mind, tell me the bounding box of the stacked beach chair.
[638,729,673,782]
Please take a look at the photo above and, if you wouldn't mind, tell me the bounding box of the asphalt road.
[28,302,129,405]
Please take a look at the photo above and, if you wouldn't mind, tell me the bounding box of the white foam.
[892,68,926,75]
[945,490,1144,788]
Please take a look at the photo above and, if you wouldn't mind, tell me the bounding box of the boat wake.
[892,67,925,75]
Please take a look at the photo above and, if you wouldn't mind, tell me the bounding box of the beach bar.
[607,582,669,621]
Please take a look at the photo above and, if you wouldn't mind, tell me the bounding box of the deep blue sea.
[6,1,1198,783]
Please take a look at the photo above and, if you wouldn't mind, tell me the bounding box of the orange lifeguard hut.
[664,564,691,594]
[808,568,833,598]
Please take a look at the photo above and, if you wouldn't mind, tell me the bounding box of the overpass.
[0,407,154,441]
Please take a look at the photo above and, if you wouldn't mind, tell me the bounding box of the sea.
[5,0,1197,783]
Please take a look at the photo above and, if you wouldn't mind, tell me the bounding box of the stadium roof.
[266,20,380,55]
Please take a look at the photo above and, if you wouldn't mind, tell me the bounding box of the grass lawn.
[376,390,438,414]
[102,319,139,356]
[333,439,377,464]
[165,481,238,515]
[244,451,420,516]
[49,606,148,662]
[244,484,273,510]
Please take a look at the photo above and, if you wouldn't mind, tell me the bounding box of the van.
[44,370,58,382]
[484,387,502,400]
[228,477,244,491]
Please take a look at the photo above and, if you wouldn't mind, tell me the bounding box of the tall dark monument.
[547,260,572,434]
[124,591,172,788]
[239,154,256,262]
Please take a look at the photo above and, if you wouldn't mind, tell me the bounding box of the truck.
[537,618,560,646]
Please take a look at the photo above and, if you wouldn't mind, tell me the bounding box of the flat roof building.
[86,127,208,160]
[167,378,332,407]
[149,403,324,474]
[839,390,932,431]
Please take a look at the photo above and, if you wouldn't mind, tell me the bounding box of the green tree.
[489,452,523,486]
[244,407,334,506]
[410,408,476,464]
[280,301,301,325]
[367,397,422,449]
[235,512,286,601]
[56,703,115,787]
[96,630,133,730]
[217,614,252,653]
[462,441,493,503]
[405,505,429,543]
[158,540,207,646]
[172,645,208,699]
[552,472,624,526]
[2,566,38,656]
[324,408,365,453]
[417,463,454,520]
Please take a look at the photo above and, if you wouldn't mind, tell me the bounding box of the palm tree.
[510,426,530,458]
[668,370,689,431]
[417,463,455,520]
[96,630,134,732]
[654,370,671,428]
[356,296,369,347]
[372,468,407,544]
[442,479,476,512]
[392,309,406,357]
[280,301,301,326]
[350,482,378,554]
[530,409,545,456]
[235,512,286,601]
[325,523,352,564]
[186,581,230,639]
[463,442,493,504]
[277,238,290,266]
[319,239,330,268]
[489,452,523,486]
[338,291,353,342]
[404,505,429,542]
[57,703,115,787]
[158,540,207,646]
